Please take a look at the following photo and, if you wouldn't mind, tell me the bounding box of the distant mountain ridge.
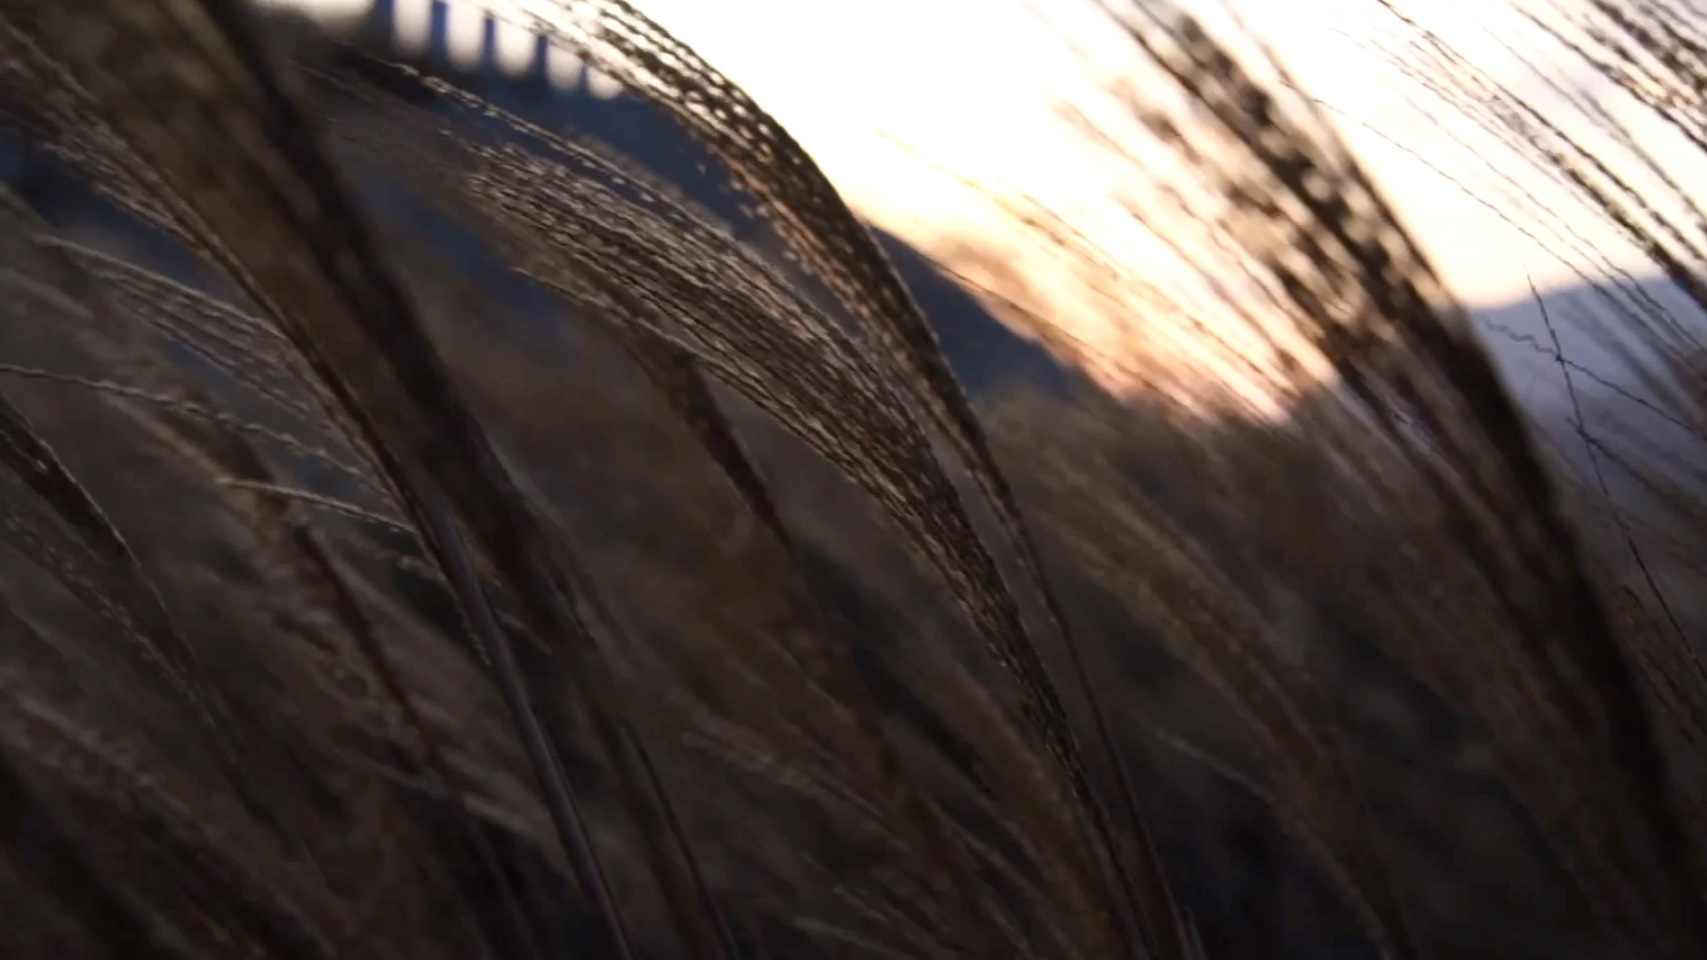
[322,0,1082,397]
[1466,275,1707,525]
[0,0,1082,402]
[1471,276,1704,418]
[15,0,1684,418]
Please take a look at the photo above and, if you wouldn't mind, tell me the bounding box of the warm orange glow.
[273,0,1685,407]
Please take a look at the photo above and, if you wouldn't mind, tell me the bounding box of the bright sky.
[271,0,1693,406]
[272,0,1659,303]
[637,0,1692,307]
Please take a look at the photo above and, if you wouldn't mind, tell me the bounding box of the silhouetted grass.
[0,1,1700,958]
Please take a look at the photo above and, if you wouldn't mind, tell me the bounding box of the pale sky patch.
[269,0,1698,409]
[269,0,1676,306]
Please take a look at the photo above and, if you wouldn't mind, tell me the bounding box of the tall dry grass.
[0,0,1699,958]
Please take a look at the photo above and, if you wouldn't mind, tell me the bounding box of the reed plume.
[0,0,1699,957]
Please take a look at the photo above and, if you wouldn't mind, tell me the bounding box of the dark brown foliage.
[0,1,1700,958]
